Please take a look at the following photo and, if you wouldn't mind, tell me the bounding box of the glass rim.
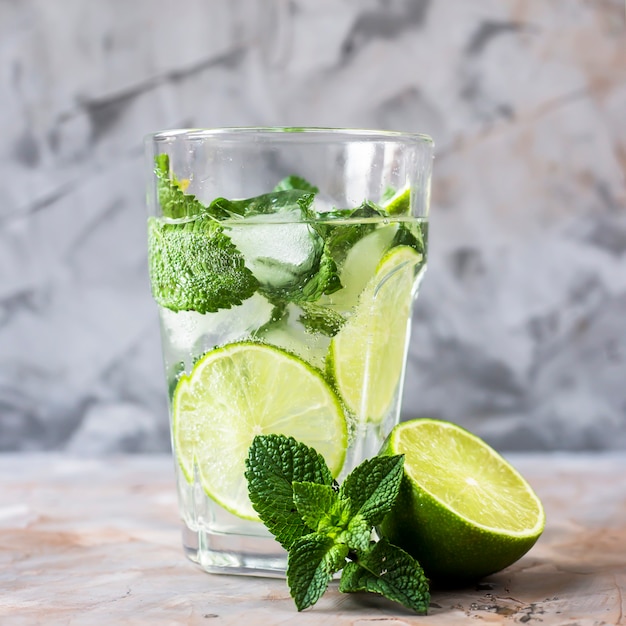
[147,126,434,147]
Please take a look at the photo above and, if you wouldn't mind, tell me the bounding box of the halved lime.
[329,245,422,423]
[378,419,546,582]
[173,342,347,520]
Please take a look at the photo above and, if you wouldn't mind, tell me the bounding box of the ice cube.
[225,213,322,292]
[260,304,331,371]
[160,292,274,352]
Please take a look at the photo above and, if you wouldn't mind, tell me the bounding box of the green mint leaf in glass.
[273,175,319,194]
[253,301,289,337]
[292,246,342,303]
[392,220,427,257]
[381,185,397,203]
[209,189,315,219]
[297,302,346,337]
[245,435,333,550]
[287,533,348,612]
[325,221,374,262]
[355,200,386,218]
[154,154,207,219]
[319,201,384,269]
[147,216,258,313]
[339,538,430,614]
[339,455,404,527]
[321,200,383,223]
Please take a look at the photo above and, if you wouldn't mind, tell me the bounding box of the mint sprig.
[245,435,430,614]
[392,220,427,257]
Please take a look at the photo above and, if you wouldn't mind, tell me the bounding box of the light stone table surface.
[1,453,625,626]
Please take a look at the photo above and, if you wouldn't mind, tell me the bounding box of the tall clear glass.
[145,128,434,577]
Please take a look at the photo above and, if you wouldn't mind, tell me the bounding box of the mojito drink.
[146,130,432,575]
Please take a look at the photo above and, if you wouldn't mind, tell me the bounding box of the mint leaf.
[209,190,315,219]
[320,200,383,223]
[292,483,371,552]
[354,200,386,218]
[253,301,288,337]
[381,185,397,203]
[293,246,342,302]
[274,175,319,194]
[339,538,430,614]
[298,302,345,337]
[343,514,372,552]
[292,482,339,533]
[155,154,206,219]
[339,455,404,527]
[147,216,258,313]
[287,533,348,611]
[392,220,427,257]
[319,201,384,268]
[245,435,333,550]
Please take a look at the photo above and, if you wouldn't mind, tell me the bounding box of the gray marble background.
[1,0,625,453]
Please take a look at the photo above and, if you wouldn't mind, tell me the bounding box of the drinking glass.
[145,127,434,576]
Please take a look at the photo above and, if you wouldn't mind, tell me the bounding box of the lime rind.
[171,374,194,483]
[172,341,347,520]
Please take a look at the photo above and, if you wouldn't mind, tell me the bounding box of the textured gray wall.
[1,0,625,452]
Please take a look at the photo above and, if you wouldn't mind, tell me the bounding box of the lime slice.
[173,342,347,520]
[329,245,422,423]
[383,186,410,215]
[379,419,546,582]
[325,224,398,312]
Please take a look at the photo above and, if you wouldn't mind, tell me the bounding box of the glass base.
[182,522,288,578]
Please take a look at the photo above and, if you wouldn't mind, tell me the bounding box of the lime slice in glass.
[172,342,347,520]
[329,245,422,423]
[379,418,546,582]
[383,186,410,215]
[326,224,398,312]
